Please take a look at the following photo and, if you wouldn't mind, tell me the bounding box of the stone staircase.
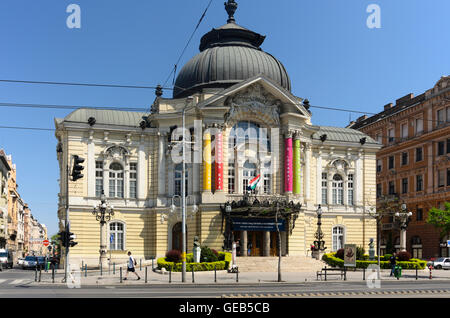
[233,256,325,272]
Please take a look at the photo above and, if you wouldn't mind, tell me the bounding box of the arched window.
[109,222,124,251]
[228,121,270,152]
[332,226,345,252]
[109,163,124,198]
[332,174,344,205]
[174,164,188,196]
[347,174,354,205]
[243,161,258,194]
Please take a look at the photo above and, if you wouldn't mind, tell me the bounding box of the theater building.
[55,1,380,265]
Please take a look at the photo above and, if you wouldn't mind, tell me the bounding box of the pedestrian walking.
[124,251,140,281]
[390,253,397,277]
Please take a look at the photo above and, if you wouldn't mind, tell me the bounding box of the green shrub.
[157,252,232,272]
[322,253,427,270]
[384,254,393,261]
[201,246,219,263]
[165,250,181,263]
[356,246,365,260]
[335,249,345,260]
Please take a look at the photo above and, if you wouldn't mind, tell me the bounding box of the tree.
[426,202,450,239]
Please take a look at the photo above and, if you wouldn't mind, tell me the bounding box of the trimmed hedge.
[157,252,232,272]
[322,253,427,270]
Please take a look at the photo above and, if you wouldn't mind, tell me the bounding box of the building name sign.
[231,218,285,232]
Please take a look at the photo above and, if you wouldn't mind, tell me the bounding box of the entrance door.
[247,232,263,256]
[172,222,187,252]
[270,232,279,256]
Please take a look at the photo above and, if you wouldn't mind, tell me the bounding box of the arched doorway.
[171,222,187,252]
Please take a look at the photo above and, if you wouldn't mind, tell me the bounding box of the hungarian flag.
[248,175,261,191]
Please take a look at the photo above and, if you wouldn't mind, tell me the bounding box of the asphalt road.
[1,268,450,298]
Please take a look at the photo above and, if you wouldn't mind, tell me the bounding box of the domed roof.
[173,1,291,98]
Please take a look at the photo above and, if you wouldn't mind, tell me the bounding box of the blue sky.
[0,0,449,236]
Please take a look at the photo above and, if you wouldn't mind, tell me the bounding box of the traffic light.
[71,155,85,181]
[57,230,67,247]
[67,231,78,248]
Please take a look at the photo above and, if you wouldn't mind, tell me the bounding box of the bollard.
[363,268,366,281]
[416,264,418,280]
[100,263,103,276]
[214,265,217,283]
[169,266,172,284]
[84,264,87,277]
[145,266,148,284]
[236,268,239,283]
[429,265,432,280]
[120,267,123,283]
[152,258,154,270]
[113,263,116,275]
[81,260,84,271]
[52,265,55,283]
[192,266,195,283]
[35,266,38,282]
[39,266,42,282]
[140,259,142,271]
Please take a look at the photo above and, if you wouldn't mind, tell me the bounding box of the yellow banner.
[203,132,212,191]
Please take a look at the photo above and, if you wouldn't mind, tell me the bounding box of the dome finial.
[225,0,238,23]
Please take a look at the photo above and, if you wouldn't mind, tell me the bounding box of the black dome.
[173,3,291,98]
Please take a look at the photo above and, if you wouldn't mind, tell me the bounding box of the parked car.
[431,257,450,269]
[0,249,13,269]
[22,256,45,269]
[441,258,450,270]
[17,258,25,266]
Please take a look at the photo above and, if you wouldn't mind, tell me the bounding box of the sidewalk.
[31,266,450,287]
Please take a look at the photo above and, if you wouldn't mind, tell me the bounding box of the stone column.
[241,231,247,257]
[87,130,95,197]
[157,133,166,205]
[137,135,146,199]
[316,150,323,204]
[263,231,271,257]
[355,150,363,206]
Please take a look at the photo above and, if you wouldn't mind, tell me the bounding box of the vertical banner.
[293,139,301,194]
[203,132,212,191]
[344,244,357,267]
[284,137,293,193]
[215,132,224,191]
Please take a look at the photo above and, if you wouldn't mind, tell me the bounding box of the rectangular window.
[438,170,445,188]
[376,159,382,173]
[447,169,450,186]
[388,181,395,195]
[447,139,450,154]
[437,109,445,126]
[415,118,423,135]
[348,174,354,206]
[376,184,382,198]
[438,141,445,156]
[416,175,423,192]
[228,161,235,194]
[130,163,137,198]
[402,178,408,194]
[416,147,423,162]
[388,156,395,170]
[263,162,271,194]
[401,152,408,166]
[95,161,103,197]
[321,173,328,205]
[388,128,394,143]
[401,123,408,139]
[416,208,423,221]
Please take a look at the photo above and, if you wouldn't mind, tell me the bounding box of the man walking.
[124,251,140,281]
[390,253,397,277]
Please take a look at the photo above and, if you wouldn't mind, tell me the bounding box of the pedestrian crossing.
[0,278,32,286]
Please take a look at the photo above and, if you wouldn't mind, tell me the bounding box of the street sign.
[43,240,50,247]
[344,244,357,267]
[447,240,450,247]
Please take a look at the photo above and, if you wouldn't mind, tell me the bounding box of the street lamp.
[313,205,326,259]
[92,191,114,269]
[395,203,412,252]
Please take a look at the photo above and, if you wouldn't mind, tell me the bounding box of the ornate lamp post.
[313,205,327,260]
[395,203,412,252]
[92,191,114,269]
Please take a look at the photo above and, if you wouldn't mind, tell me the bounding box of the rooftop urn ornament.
[225,0,238,23]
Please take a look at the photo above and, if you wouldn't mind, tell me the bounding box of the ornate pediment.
[104,145,130,160]
[224,84,282,125]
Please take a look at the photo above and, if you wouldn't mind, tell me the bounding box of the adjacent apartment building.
[349,76,450,259]
[0,150,11,249]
